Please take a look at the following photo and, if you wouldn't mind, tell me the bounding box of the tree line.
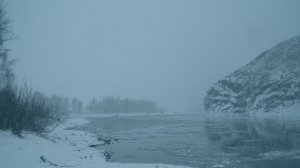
[86,96,166,113]
[47,95,83,114]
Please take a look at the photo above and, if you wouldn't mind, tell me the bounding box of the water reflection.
[204,117,300,168]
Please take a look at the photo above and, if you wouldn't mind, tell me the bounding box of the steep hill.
[204,35,300,114]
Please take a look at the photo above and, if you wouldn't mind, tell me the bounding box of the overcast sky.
[6,0,300,112]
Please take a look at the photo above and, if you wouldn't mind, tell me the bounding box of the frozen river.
[74,114,300,168]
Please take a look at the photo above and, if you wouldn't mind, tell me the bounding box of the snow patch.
[0,117,190,168]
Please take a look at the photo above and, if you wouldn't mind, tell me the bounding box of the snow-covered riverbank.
[0,116,190,168]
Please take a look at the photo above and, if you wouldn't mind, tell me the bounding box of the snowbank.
[251,103,300,117]
[205,102,300,118]
[0,116,190,168]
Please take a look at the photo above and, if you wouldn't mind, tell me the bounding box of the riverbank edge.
[0,115,191,168]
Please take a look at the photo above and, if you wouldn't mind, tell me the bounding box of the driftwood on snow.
[40,156,74,168]
[89,138,112,147]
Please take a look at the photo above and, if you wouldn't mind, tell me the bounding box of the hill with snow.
[204,35,300,114]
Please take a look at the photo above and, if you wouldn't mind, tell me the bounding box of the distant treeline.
[47,95,83,114]
[86,96,166,113]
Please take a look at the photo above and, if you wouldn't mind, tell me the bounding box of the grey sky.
[6,0,300,112]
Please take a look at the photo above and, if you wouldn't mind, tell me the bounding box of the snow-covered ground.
[251,103,300,116]
[0,116,190,168]
[205,102,300,117]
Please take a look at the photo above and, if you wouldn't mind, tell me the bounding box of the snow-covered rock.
[204,35,300,114]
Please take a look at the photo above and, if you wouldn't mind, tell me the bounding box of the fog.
[6,0,300,112]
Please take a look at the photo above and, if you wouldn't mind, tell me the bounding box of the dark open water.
[74,114,300,168]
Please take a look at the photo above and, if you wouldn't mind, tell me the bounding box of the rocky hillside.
[204,35,300,113]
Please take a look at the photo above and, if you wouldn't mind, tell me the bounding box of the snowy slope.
[0,117,190,168]
[204,35,300,114]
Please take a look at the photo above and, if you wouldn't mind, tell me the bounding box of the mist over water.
[6,0,300,111]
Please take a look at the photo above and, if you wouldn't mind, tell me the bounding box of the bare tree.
[0,1,15,89]
[0,2,62,136]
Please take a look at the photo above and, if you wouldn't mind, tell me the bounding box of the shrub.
[0,84,62,136]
